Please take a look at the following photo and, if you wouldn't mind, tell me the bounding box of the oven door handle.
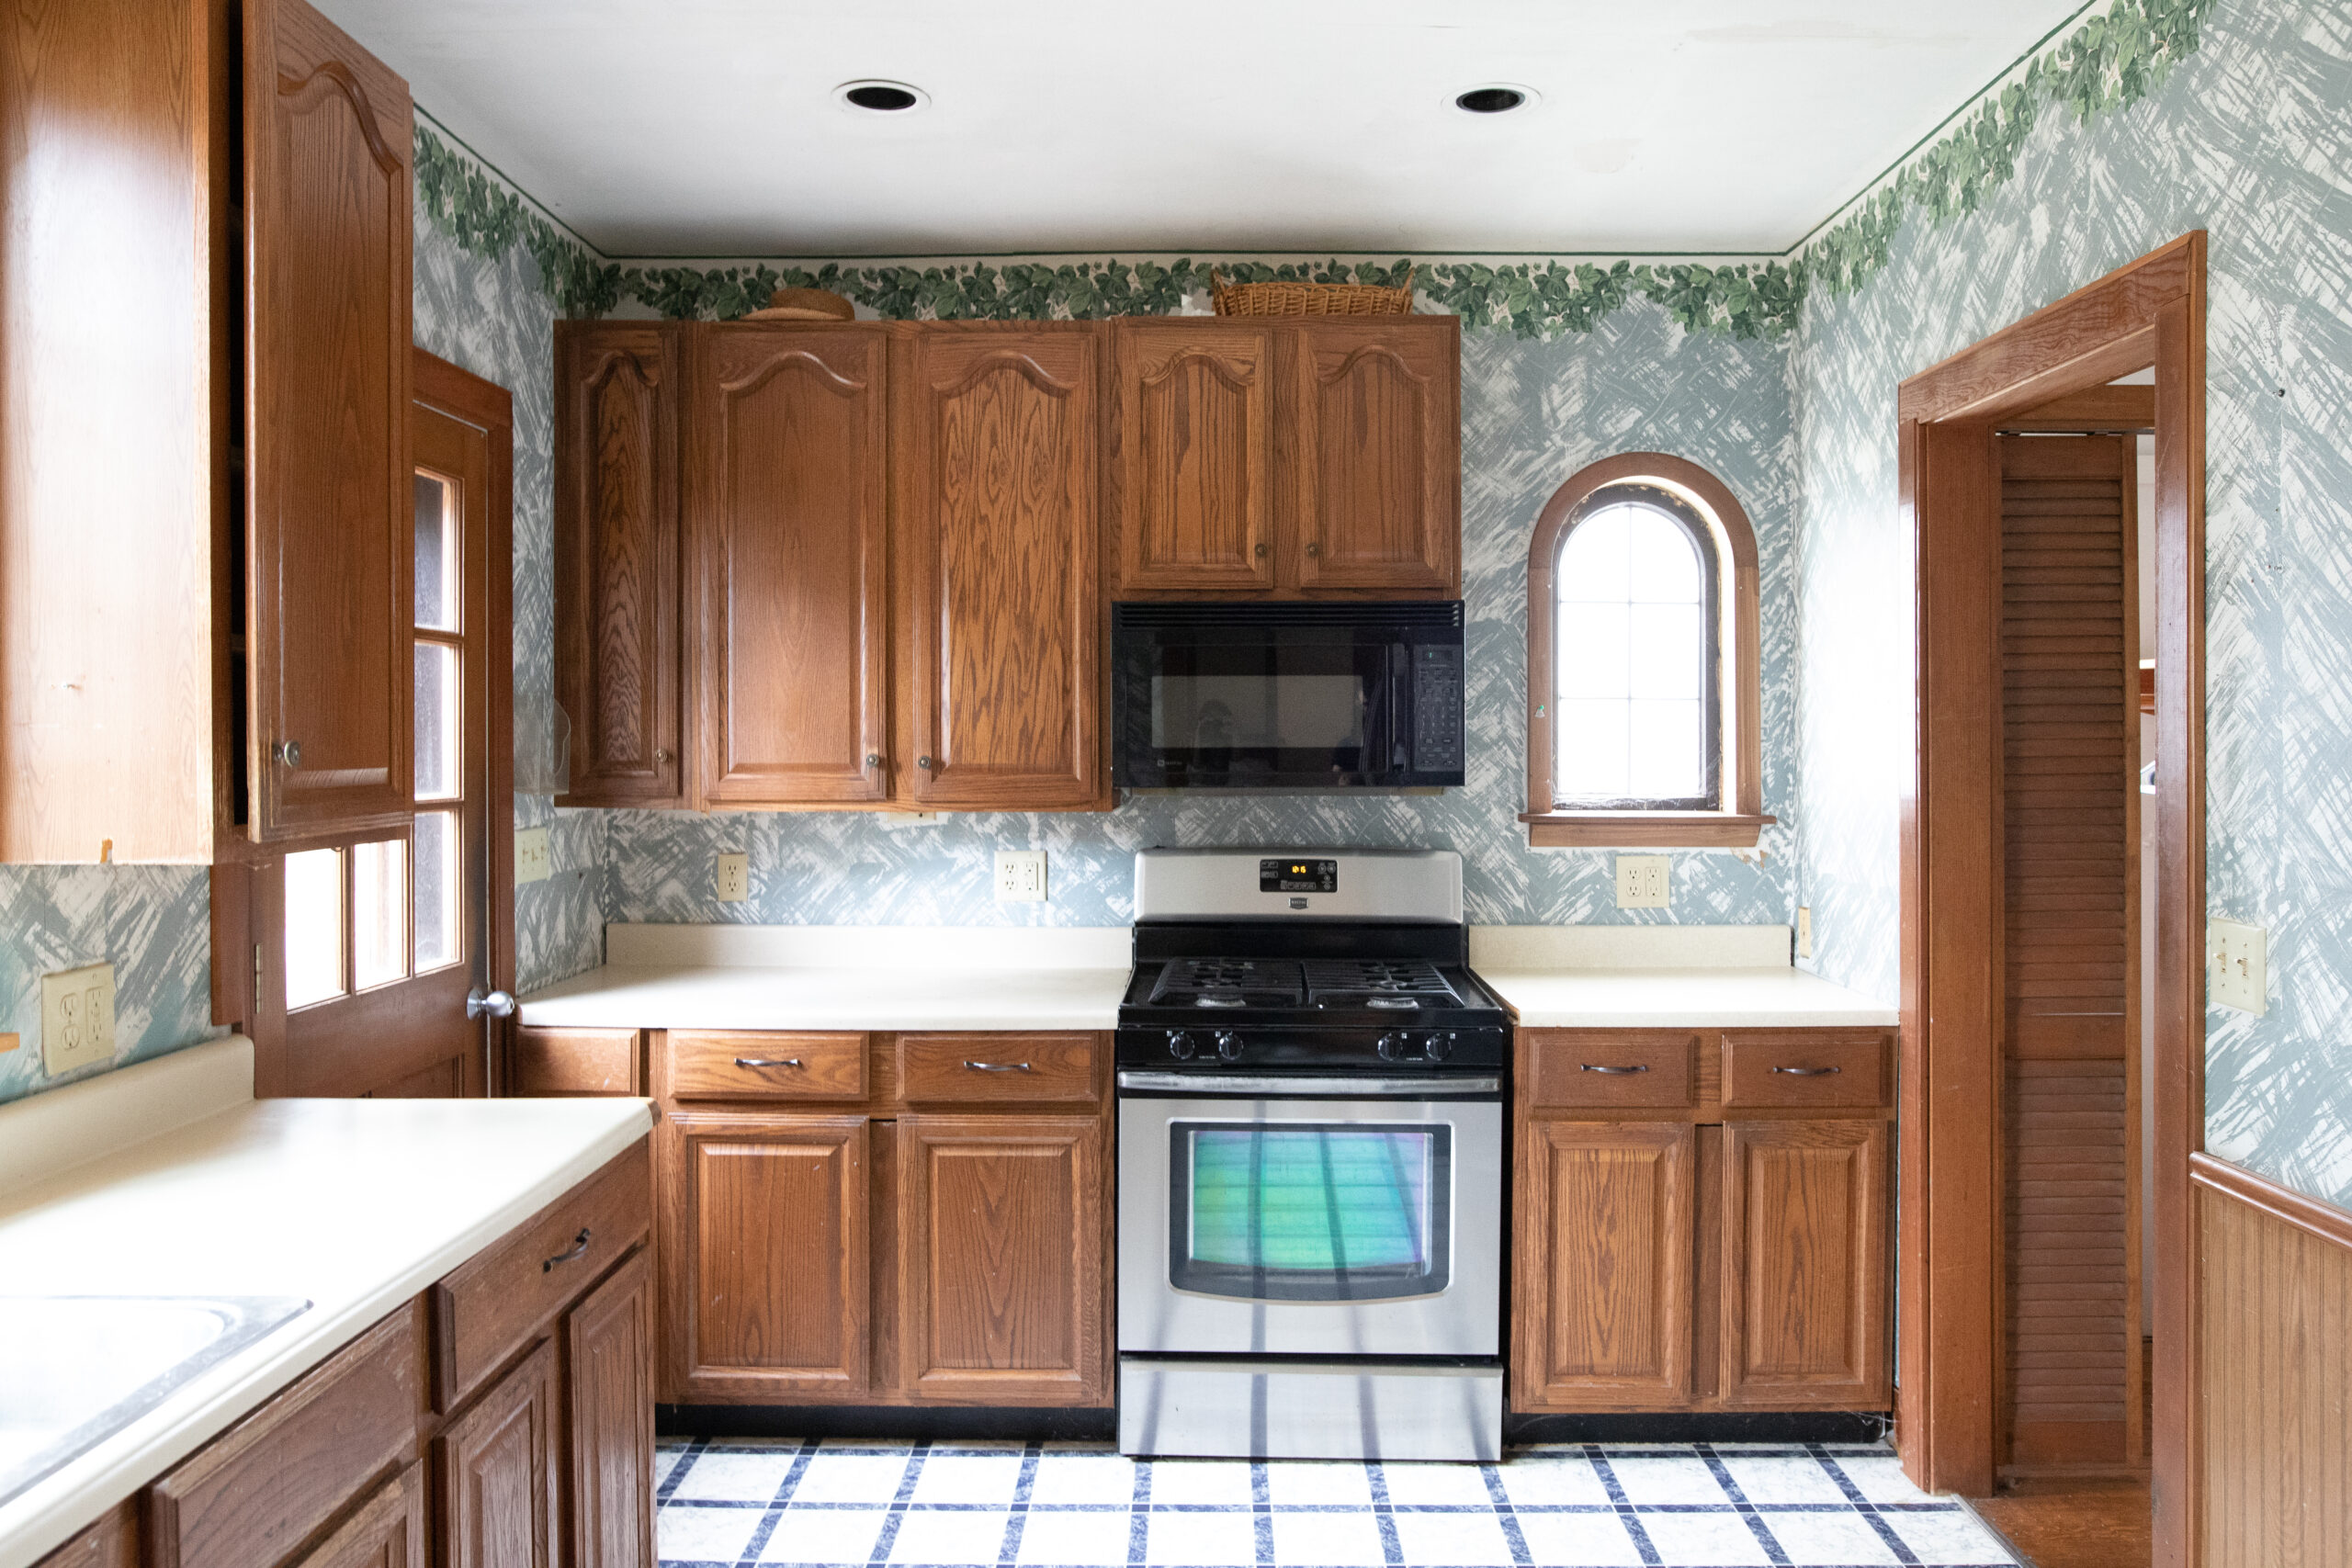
[1116,1071,1500,1098]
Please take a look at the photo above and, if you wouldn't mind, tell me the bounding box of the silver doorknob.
[466,987,517,1021]
[273,740,302,768]
[865,753,883,768]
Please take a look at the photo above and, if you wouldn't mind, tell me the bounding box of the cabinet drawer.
[512,1027,639,1096]
[149,1304,423,1568]
[431,1140,651,1410]
[1522,1032,1697,1110]
[34,1500,134,1568]
[666,1031,868,1101]
[1722,1032,1891,1110]
[896,1033,1101,1106]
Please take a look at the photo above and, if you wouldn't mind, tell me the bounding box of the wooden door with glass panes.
[277,355,509,1097]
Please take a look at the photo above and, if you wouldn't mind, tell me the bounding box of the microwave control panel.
[1411,644,1465,773]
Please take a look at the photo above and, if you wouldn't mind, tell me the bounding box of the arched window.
[1524,453,1770,848]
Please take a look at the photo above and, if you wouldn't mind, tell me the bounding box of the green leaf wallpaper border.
[412,0,2214,339]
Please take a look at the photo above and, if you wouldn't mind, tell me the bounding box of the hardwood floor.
[1967,1339,2154,1567]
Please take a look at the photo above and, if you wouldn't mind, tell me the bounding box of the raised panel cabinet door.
[288,1464,426,1568]
[554,322,684,807]
[896,1114,1109,1405]
[245,0,415,840]
[563,1248,655,1568]
[1719,1120,1891,1408]
[436,1340,558,1568]
[661,1112,870,1403]
[1110,321,1275,592]
[1284,318,1460,594]
[691,325,890,807]
[898,325,1105,810]
[1513,1120,1695,1410]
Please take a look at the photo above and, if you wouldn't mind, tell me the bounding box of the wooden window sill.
[1521,812,1776,849]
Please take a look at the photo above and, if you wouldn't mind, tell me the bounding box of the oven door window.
[1144,639,1391,784]
[1168,1122,1453,1302]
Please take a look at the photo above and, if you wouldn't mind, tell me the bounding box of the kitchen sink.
[0,1295,310,1508]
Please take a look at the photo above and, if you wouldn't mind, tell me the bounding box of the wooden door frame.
[1895,231,2203,1565]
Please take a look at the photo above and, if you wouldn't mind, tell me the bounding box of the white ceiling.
[317,0,2085,259]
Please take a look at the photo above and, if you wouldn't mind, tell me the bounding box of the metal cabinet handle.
[734,1056,804,1069]
[1580,1064,1650,1075]
[963,1061,1033,1073]
[273,740,302,768]
[1304,542,1321,558]
[541,1227,592,1272]
[1253,543,1268,558]
[655,747,672,764]
[1771,1065,1842,1076]
[865,753,883,768]
[917,756,933,770]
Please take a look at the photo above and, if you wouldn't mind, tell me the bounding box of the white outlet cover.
[42,962,117,1077]
[1796,906,1814,960]
[995,850,1047,902]
[2208,917,2267,1015]
[1615,855,1670,910]
[514,826,553,885]
[715,852,750,903]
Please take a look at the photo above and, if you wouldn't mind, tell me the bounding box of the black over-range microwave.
[1111,601,1466,790]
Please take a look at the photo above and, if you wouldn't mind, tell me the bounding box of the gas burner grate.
[1301,959,1462,1010]
[1147,958,1305,1008]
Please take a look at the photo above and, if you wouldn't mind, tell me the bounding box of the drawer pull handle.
[734,1056,804,1069]
[963,1061,1034,1073]
[1580,1064,1650,1075]
[542,1227,592,1273]
[1772,1065,1842,1076]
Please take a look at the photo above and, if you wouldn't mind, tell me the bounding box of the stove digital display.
[1261,858,1338,894]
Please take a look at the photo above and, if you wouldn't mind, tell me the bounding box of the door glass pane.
[351,839,408,989]
[414,473,458,632]
[415,643,459,799]
[413,810,459,973]
[1168,1122,1452,1302]
[283,849,344,1008]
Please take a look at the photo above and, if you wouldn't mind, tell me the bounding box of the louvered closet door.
[1996,433,2141,1470]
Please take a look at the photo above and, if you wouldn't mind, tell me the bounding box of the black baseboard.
[658,1404,1118,1443]
[1504,1410,1894,1446]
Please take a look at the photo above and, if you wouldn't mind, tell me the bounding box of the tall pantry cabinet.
[0,0,416,861]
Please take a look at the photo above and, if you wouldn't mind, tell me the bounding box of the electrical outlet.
[41,962,116,1076]
[995,849,1047,903]
[2208,918,2267,1015]
[1797,906,1814,959]
[1615,855,1669,910]
[514,826,552,885]
[715,852,750,903]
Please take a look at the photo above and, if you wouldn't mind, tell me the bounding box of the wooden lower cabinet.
[436,1342,559,1568]
[565,1249,657,1568]
[896,1115,1108,1404]
[289,1465,426,1568]
[1720,1119,1890,1408]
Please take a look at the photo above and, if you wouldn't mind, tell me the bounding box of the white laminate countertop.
[517,924,1133,1032]
[0,1039,653,1568]
[1466,925,1899,1029]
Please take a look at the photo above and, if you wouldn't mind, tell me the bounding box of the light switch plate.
[995,850,1047,902]
[41,962,116,1077]
[715,852,750,903]
[1797,906,1814,960]
[514,826,552,885]
[1615,855,1669,910]
[878,811,944,831]
[2208,917,2267,1015]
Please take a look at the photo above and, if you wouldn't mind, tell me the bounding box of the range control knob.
[1376,1032,1408,1061]
[1166,1030,1196,1061]
[1424,1032,1457,1061]
[1215,1031,1245,1062]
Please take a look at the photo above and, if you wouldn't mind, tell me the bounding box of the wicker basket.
[1209,266,1414,317]
[745,286,855,321]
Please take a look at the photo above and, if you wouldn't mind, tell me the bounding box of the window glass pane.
[414,473,458,632]
[415,642,459,799]
[1558,505,1633,601]
[352,838,407,990]
[1628,604,1703,699]
[284,849,344,1009]
[1628,513,1702,602]
[1555,602,1630,700]
[1556,699,1630,800]
[1628,699,1704,799]
[414,811,460,972]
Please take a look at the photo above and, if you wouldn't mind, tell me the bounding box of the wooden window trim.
[1524,452,1771,849]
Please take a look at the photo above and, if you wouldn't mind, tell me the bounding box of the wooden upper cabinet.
[1110,321,1276,593]
[1284,318,1460,594]
[691,326,891,807]
[244,0,414,841]
[1719,1119,1890,1408]
[554,323,684,807]
[897,325,1105,810]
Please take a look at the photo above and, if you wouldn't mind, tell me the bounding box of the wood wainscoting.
[2190,1154,2352,1568]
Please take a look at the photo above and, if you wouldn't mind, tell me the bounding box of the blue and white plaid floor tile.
[653,1438,2019,1567]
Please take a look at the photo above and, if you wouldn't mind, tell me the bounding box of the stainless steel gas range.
[1114,849,1510,1461]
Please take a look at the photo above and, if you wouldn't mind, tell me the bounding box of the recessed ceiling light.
[1453,84,1535,115]
[836,80,928,114]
